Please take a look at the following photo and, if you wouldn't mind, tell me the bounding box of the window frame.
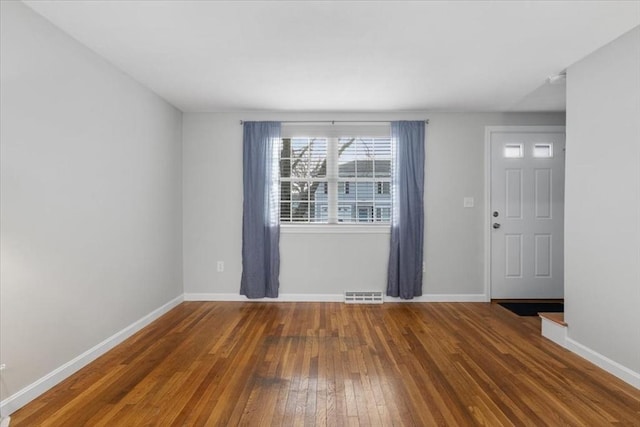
[278,126,393,228]
[279,137,330,224]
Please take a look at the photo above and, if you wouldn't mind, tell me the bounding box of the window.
[533,143,553,158]
[504,144,524,159]
[279,132,392,224]
[504,143,523,158]
[377,181,390,194]
[279,137,328,223]
[358,207,373,222]
[376,207,391,222]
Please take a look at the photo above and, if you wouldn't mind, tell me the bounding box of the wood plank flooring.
[10,302,640,426]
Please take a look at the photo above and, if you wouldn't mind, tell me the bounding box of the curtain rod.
[239,119,429,125]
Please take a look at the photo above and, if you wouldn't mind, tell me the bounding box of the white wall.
[565,27,640,377]
[183,112,564,299]
[0,0,183,410]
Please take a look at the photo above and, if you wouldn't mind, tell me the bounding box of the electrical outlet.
[217,261,224,273]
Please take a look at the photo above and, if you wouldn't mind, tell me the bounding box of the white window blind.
[279,123,392,224]
[279,137,328,223]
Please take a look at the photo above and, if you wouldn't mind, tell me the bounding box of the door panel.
[490,128,565,299]
[505,234,523,278]
[534,169,552,218]
[534,234,552,277]
[505,169,523,218]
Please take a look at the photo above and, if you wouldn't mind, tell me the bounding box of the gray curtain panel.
[387,121,426,299]
[241,121,281,298]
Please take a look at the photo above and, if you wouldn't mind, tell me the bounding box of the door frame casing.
[483,125,566,301]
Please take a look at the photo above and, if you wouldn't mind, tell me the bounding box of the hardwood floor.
[10,302,640,426]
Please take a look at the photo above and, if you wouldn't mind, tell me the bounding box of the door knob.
[492,223,501,229]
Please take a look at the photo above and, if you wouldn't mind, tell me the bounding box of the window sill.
[281,224,391,234]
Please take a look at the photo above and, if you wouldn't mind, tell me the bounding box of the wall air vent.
[344,291,384,304]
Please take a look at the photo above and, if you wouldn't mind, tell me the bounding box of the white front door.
[489,127,565,299]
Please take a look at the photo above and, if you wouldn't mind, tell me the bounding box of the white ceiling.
[23,1,640,113]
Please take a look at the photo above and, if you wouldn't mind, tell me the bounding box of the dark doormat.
[498,302,564,317]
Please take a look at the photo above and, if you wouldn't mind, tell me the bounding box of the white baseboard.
[541,317,567,347]
[184,293,487,303]
[0,295,184,417]
[184,293,344,302]
[385,294,488,302]
[565,337,640,389]
[183,293,242,301]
